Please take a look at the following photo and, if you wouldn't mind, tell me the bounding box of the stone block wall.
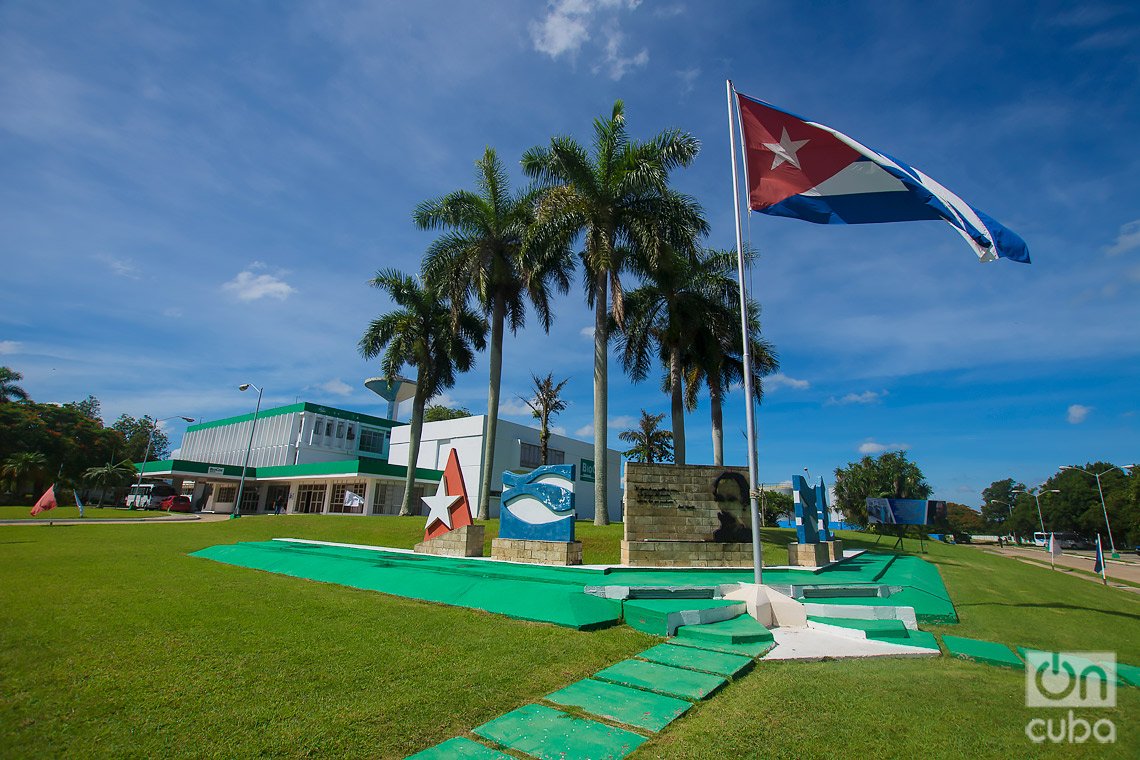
[414,524,485,557]
[491,538,583,565]
[621,540,754,568]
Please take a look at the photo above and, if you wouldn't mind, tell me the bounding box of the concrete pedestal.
[787,542,830,568]
[414,524,485,557]
[492,538,583,565]
[823,539,844,563]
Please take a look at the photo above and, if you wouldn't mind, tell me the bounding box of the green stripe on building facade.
[184,402,402,433]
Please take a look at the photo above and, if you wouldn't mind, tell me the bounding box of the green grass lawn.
[0,505,174,521]
[1,517,1137,758]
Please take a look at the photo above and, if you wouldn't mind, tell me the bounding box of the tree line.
[360,102,778,523]
[0,367,171,504]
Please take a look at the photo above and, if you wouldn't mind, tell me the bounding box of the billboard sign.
[866,498,947,526]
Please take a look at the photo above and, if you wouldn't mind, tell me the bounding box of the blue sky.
[2,1,1137,506]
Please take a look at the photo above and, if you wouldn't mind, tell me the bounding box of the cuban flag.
[736,92,1030,264]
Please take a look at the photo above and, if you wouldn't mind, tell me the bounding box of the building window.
[296,484,327,514]
[371,482,426,515]
[330,482,367,514]
[520,442,564,470]
[359,428,387,454]
[346,425,356,441]
[239,486,260,513]
[336,421,345,438]
[326,422,334,437]
[215,485,237,503]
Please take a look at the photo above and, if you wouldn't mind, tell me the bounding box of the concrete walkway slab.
[636,643,753,678]
[472,703,646,760]
[594,659,727,702]
[807,616,910,641]
[942,635,1023,669]
[406,736,513,759]
[763,626,942,661]
[545,678,691,733]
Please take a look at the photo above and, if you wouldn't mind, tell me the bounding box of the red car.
[159,495,192,513]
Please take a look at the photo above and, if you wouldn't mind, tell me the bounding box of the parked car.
[159,495,192,512]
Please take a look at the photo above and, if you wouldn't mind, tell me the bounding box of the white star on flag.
[762,127,809,170]
[422,477,461,530]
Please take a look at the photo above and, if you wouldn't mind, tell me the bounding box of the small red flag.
[30,485,58,516]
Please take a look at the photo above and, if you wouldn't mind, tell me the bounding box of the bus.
[124,483,179,509]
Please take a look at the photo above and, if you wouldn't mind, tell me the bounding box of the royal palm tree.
[416,147,573,520]
[523,101,706,524]
[84,459,136,507]
[520,372,569,466]
[1,451,48,496]
[681,248,779,466]
[619,245,735,465]
[359,270,487,516]
[619,410,674,464]
[0,366,29,403]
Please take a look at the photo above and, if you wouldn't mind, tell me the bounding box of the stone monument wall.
[622,462,754,567]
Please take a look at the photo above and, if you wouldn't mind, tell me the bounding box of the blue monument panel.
[792,475,820,543]
[499,464,576,542]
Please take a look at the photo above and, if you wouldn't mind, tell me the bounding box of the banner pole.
[727,79,763,586]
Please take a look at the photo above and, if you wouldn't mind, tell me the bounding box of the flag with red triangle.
[30,485,58,516]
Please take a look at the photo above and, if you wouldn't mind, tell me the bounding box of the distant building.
[136,402,622,521]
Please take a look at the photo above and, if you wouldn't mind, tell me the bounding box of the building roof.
[137,456,442,483]
[185,402,402,433]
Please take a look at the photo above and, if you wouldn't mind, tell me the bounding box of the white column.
[364,479,378,515]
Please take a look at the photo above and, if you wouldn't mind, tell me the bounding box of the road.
[976,543,1140,589]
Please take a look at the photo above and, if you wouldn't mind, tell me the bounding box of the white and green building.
[136,401,623,521]
[136,403,441,515]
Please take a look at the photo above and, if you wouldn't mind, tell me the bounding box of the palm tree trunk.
[669,349,685,466]
[540,410,550,465]
[477,297,506,520]
[593,270,610,526]
[400,380,430,517]
[709,374,724,467]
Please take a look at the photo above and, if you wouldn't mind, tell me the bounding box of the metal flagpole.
[727,79,763,586]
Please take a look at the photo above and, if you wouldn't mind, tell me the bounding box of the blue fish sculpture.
[499,464,576,542]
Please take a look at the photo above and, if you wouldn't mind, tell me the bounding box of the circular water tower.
[364,376,416,421]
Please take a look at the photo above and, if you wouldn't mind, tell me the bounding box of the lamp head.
[239,383,251,391]
[181,416,195,423]
[1044,489,1060,494]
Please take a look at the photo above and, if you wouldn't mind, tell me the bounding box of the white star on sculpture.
[763,127,809,170]
[422,477,461,530]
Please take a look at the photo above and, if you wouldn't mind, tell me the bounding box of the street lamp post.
[131,415,195,509]
[1062,464,1137,558]
[1011,487,1060,546]
[232,383,264,520]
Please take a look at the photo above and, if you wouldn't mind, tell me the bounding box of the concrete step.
[622,598,745,637]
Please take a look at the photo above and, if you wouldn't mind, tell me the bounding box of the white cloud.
[1067,404,1092,424]
[579,326,595,339]
[827,390,888,406]
[574,423,594,439]
[1106,219,1140,256]
[677,67,700,96]
[573,415,634,440]
[498,398,534,417]
[766,373,810,391]
[222,267,296,301]
[0,340,21,355]
[596,29,648,80]
[530,1,647,80]
[858,439,910,455]
[550,425,567,436]
[96,253,140,279]
[317,378,354,397]
[162,308,183,318]
[530,0,593,58]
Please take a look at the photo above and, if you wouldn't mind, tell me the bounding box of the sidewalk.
[979,544,1140,589]
[0,512,233,526]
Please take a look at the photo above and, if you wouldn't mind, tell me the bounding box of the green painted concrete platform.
[406,736,513,759]
[636,642,753,678]
[942,635,1024,669]
[622,598,744,636]
[675,615,773,645]
[473,703,646,760]
[594,658,727,702]
[545,678,692,733]
[1117,662,1140,688]
[192,539,955,631]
